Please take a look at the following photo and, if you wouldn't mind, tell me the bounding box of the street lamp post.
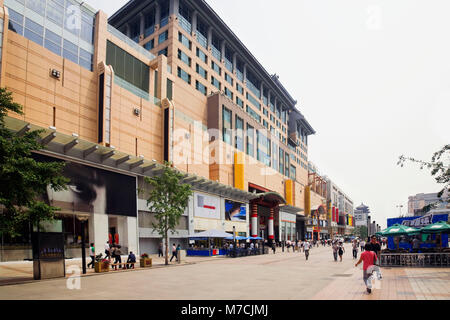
[397,205,404,217]
[232,226,236,258]
[77,215,89,275]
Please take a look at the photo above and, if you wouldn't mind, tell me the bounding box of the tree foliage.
[398,145,450,201]
[144,162,192,265]
[0,87,68,237]
[354,225,368,239]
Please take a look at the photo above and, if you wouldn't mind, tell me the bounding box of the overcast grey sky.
[89,0,450,228]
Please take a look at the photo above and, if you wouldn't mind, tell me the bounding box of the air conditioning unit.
[133,108,140,116]
[50,69,61,79]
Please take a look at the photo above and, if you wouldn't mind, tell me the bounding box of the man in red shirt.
[355,243,379,294]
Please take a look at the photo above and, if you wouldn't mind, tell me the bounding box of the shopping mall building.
[0,0,344,261]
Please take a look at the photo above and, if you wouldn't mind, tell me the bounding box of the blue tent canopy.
[248,237,263,240]
[225,236,247,241]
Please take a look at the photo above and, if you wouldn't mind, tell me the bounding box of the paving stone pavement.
[0,244,448,300]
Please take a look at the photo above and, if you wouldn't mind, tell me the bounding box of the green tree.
[0,87,68,238]
[398,145,450,213]
[355,225,368,239]
[145,162,192,265]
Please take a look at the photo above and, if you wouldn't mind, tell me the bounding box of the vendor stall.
[187,230,232,257]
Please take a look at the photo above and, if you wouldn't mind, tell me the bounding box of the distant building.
[408,191,450,217]
[354,203,370,227]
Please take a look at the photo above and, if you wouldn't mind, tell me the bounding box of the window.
[158,30,168,44]
[236,83,244,95]
[158,47,168,56]
[26,0,46,17]
[285,153,290,177]
[236,97,243,108]
[211,76,221,90]
[80,11,94,44]
[246,105,261,123]
[247,124,254,157]
[246,92,261,110]
[224,87,233,100]
[211,61,221,76]
[178,49,191,67]
[144,39,155,50]
[144,8,156,37]
[44,28,62,55]
[279,148,284,175]
[196,47,207,64]
[8,9,24,35]
[196,64,207,79]
[222,106,232,145]
[225,73,233,86]
[63,39,78,64]
[235,116,244,151]
[263,108,268,117]
[47,0,64,25]
[178,32,191,50]
[25,18,44,46]
[177,67,191,84]
[290,165,296,181]
[257,130,271,166]
[106,40,150,93]
[195,80,207,96]
[263,120,268,129]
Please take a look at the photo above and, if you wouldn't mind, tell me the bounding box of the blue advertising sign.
[386,214,449,250]
[225,200,246,222]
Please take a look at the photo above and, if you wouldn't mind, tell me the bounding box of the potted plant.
[94,254,110,273]
[140,253,152,268]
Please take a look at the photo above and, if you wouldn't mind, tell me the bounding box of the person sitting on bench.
[127,251,136,269]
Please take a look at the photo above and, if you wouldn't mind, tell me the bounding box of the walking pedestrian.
[87,243,95,269]
[113,245,122,268]
[158,242,164,257]
[352,240,359,259]
[272,241,276,254]
[360,239,365,252]
[170,243,178,262]
[338,242,345,262]
[366,236,382,278]
[355,243,381,294]
[104,240,111,260]
[304,241,311,260]
[332,241,338,262]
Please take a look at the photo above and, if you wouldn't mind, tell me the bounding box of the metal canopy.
[280,205,305,216]
[4,116,258,203]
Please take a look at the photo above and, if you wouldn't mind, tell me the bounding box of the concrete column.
[157,54,168,100]
[243,64,247,81]
[207,26,213,48]
[251,203,258,237]
[169,0,179,17]
[125,23,131,37]
[155,3,161,26]
[126,217,138,254]
[89,213,109,257]
[269,207,275,240]
[221,40,226,62]
[232,53,237,73]
[191,11,198,35]
[260,83,264,99]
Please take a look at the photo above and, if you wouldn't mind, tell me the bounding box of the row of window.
[221,106,295,178]
[7,5,94,71]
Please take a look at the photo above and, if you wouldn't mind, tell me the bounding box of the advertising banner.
[34,154,137,217]
[194,193,221,219]
[225,200,246,222]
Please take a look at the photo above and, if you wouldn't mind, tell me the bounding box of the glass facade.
[195,80,207,96]
[246,124,254,157]
[235,116,244,151]
[106,40,150,93]
[196,47,207,64]
[177,66,191,84]
[6,0,95,71]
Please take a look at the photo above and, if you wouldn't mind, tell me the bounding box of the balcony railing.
[211,45,221,62]
[160,16,169,28]
[224,58,233,72]
[196,32,208,49]
[178,14,192,33]
[144,25,155,38]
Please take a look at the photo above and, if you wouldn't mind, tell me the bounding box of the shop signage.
[402,214,433,228]
[306,227,313,232]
